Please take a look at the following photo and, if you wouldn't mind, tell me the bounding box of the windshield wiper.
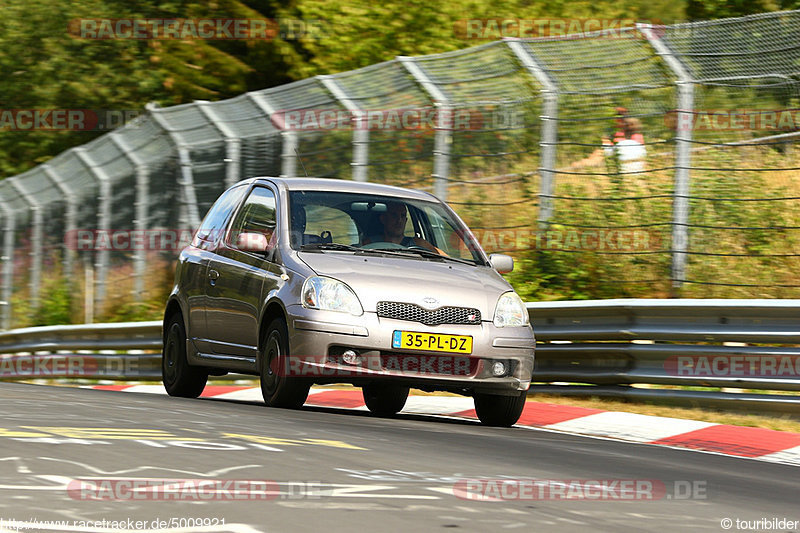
[399,247,477,266]
[299,243,362,252]
[299,243,478,266]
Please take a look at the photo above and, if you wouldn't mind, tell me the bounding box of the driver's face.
[381,203,407,239]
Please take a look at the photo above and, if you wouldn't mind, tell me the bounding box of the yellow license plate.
[392,331,473,354]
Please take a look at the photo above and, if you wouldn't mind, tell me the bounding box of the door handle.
[208,269,219,285]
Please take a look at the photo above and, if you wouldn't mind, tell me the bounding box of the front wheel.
[162,313,208,398]
[260,318,310,408]
[473,391,527,427]
[362,384,409,416]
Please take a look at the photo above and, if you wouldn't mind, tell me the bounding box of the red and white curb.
[89,384,800,467]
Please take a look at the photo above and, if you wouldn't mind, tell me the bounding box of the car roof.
[240,177,439,202]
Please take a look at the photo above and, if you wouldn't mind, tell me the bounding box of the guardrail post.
[318,75,369,182]
[196,100,242,187]
[42,164,77,279]
[74,148,112,314]
[247,92,298,178]
[506,40,559,224]
[0,198,15,330]
[639,24,695,292]
[109,133,149,301]
[8,178,42,313]
[398,56,451,201]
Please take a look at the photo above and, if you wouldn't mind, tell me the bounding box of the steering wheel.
[361,241,406,250]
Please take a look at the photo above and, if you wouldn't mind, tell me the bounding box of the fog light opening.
[491,361,507,377]
[342,350,361,365]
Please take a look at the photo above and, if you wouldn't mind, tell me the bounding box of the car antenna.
[294,148,309,177]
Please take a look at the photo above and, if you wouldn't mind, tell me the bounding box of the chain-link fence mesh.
[660,12,800,296]
[1,11,800,327]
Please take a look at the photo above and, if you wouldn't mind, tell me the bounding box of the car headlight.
[302,276,363,316]
[493,291,528,327]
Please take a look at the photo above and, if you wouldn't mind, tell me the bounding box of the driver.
[366,201,440,253]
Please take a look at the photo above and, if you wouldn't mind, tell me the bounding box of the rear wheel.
[260,318,310,408]
[162,313,208,398]
[473,391,527,427]
[362,383,409,416]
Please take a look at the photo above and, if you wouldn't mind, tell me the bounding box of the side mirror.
[237,232,272,253]
[489,253,514,274]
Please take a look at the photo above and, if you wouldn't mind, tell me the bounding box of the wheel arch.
[258,299,289,355]
[163,297,185,341]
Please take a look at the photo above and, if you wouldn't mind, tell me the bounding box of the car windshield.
[288,190,487,265]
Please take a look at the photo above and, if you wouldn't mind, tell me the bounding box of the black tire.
[162,313,208,398]
[260,318,310,408]
[473,391,527,427]
[362,383,409,416]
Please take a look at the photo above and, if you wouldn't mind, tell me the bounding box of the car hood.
[297,251,512,318]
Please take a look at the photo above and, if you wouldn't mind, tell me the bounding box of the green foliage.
[686,0,798,20]
[31,276,76,326]
[0,0,292,177]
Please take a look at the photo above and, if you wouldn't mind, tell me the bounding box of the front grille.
[376,301,481,326]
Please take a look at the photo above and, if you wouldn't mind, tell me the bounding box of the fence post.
[318,75,369,182]
[0,198,15,330]
[639,24,695,292]
[397,56,451,201]
[8,178,42,314]
[74,148,112,314]
[42,164,77,279]
[109,132,149,302]
[247,92,298,178]
[147,105,202,229]
[196,100,242,188]
[506,39,559,224]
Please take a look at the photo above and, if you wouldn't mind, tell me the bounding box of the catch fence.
[2,11,800,327]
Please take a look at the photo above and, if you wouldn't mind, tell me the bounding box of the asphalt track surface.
[0,382,798,533]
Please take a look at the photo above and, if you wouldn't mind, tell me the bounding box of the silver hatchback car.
[163,177,535,426]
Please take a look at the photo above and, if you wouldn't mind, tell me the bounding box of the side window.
[228,187,277,250]
[304,205,359,245]
[421,205,478,261]
[193,186,247,247]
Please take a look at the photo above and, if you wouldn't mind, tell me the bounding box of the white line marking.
[37,457,263,477]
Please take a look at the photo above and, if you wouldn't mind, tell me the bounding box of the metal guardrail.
[0,300,797,412]
[0,321,162,380]
[528,299,800,413]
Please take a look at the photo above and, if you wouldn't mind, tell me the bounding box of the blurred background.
[1,0,800,328]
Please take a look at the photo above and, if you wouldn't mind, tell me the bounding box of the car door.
[205,185,282,359]
[182,184,248,353]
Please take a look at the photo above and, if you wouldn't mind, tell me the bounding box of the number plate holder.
[391,331,473,354]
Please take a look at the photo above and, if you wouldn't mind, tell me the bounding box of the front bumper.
[286,305,535,395]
